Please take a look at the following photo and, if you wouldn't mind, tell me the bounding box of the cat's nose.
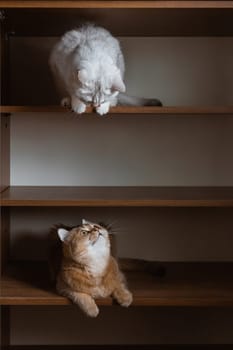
[93,103,100,108]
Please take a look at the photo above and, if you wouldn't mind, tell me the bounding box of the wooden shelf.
[1,346,232,350]
[1,262,233,306]
[1,0,233,348]
[1,106,233,115]
[2,7,233,37]
[2,186,233,207]
[1,1,233,9]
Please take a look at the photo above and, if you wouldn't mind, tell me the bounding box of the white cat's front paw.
[61,97,71,108]
[96,102,110,116]
[73,103,86,114]
[71,97,86,114]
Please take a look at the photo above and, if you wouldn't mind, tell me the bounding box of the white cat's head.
[75,63,125,107]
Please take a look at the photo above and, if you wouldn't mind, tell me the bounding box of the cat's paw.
[114,289,133,307]
[71,97,86,114]
[96,102,110,116]
[120,290,133,307]
[72,292,99,317]
[85,304,99,318]
[61,97,71,108]
[73,103,86,114]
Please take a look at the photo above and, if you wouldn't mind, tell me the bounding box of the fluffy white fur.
[49,24,125,115]
[49,24,162,115]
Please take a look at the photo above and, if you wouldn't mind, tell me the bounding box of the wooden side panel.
[0,115,10,193]
[0,13,11,349]
[0,10,10,270]
[1,11,10,193]
[0,207,9,274]
[0,306,10,347]
[1,9,10,273]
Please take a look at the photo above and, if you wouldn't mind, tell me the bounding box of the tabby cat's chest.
[82,272,113,298]
[90,283,112,298]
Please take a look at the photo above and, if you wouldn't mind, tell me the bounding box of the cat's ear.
[57,228,69,242]
[82,218,92,225]
[112,72,126,93]
[78,69,88,85]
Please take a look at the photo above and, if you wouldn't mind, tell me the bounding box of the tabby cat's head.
[57,219,110,266]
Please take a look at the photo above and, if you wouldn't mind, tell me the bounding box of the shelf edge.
[1,1,233,9]
[1,106,233,115]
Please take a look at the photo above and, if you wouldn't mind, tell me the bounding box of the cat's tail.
[118,93,162,107]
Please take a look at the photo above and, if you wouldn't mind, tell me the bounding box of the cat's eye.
[81,230,88,236]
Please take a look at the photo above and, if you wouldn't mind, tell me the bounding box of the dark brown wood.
[1,0,232,347]
[1,105,233,115]
[2,186,233,207]
[0,115,10,193]
[3,7,233,37]
[0,9,6,104]
[2,262,233,306]
[1,1,233,9]
[0,208,10,275]
[0,306,10,347]
[1,346,233,350]
[0,12,10,193]
[0,346,232,350]
[0,11,10,350]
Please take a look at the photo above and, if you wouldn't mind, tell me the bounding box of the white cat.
[49,24,161,115]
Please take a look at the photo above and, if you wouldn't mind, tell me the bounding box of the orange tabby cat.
[56,219,133,317]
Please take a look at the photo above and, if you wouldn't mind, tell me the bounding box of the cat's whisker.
[101,219,119,231]
[106,220,122,232]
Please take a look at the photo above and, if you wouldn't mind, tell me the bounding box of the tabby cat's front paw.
[85,304,99,318]
[113,288,133,307]
[120,290,133,307]
[73,292,100,317]
[96,102,110,116]
[71,97,86,114]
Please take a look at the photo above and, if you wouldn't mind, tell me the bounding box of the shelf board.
[2,186,233,207]
[1,2,233,9]
[1,347,232,350]
[1,262,233,306]
[1,106,233,115]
